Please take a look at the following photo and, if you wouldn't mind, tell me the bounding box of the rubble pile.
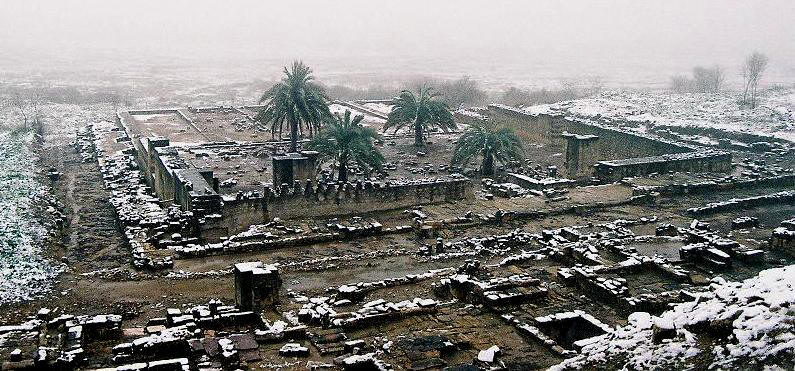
[332,268,454,302]
[0,308,122,369]
[551,265,795,370]
[436,270,549,306]
[172,219,409,259]
[0,299,279,370]
[297,296,439,330]
[679,220,765,267]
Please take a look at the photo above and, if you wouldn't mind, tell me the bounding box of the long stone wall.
[195,177,472,238]
[264,177,471,220]
[595,150,732,183]
[117,111,224,218]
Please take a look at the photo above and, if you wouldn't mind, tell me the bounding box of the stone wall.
[199,195,268,237]
[487,105,691,163]
[485,105,733,181]
[596,151,732,183]
[194,177,472,238]
[265,177,471,220]
[118,114,471,240]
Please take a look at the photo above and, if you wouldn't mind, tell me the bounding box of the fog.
[1,0,794,89]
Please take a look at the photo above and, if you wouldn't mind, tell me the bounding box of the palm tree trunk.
[338,152,348,182]
[289,119,299,153]
[482,151,494,176]
[338,163,348,182]
[414,119,424,147]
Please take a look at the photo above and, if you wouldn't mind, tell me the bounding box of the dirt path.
[41,121,129,273]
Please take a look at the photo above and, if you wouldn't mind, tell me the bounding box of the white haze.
[0,0,793,89]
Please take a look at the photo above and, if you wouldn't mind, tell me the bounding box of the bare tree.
[670,75,693,93]
[693,65,725,93]
[674,65,724,93]
[422,76,487,109]
[9,90,43,131]
[558,78,580,100]
[10,92,31,128]
[711,65,725,92]
[585,76,604,96]
[741,52,769,108]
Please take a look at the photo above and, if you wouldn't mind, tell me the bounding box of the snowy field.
[526,88,795,143]
[0,130,62,304]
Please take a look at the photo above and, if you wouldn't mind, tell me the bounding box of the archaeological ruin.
[3,92,795,370]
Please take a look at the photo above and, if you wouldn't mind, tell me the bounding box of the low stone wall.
[334,100,389,120]
[687,190,795,216]
[632,174,795,197]
[595,150,732,183]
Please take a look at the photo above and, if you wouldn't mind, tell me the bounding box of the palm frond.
[256,61,331,150]
[306,109,384,180]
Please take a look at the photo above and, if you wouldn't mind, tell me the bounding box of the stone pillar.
[272,151,318,187]
[562,133,599,178]
[234,261,281,311]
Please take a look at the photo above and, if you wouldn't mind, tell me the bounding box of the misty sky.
[1,0,793,87]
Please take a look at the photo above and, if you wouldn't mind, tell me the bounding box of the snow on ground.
[328,103,386,125]
[362,102,393,116]
[527,89,795,143]
[129,113,174,122]
[0,130,63,304]
[552,265,795,370]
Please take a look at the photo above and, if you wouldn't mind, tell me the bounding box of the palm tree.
[256,61,331,153]
[451,121,524,177]
[384,85,456,147]
[307,110,384,182]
